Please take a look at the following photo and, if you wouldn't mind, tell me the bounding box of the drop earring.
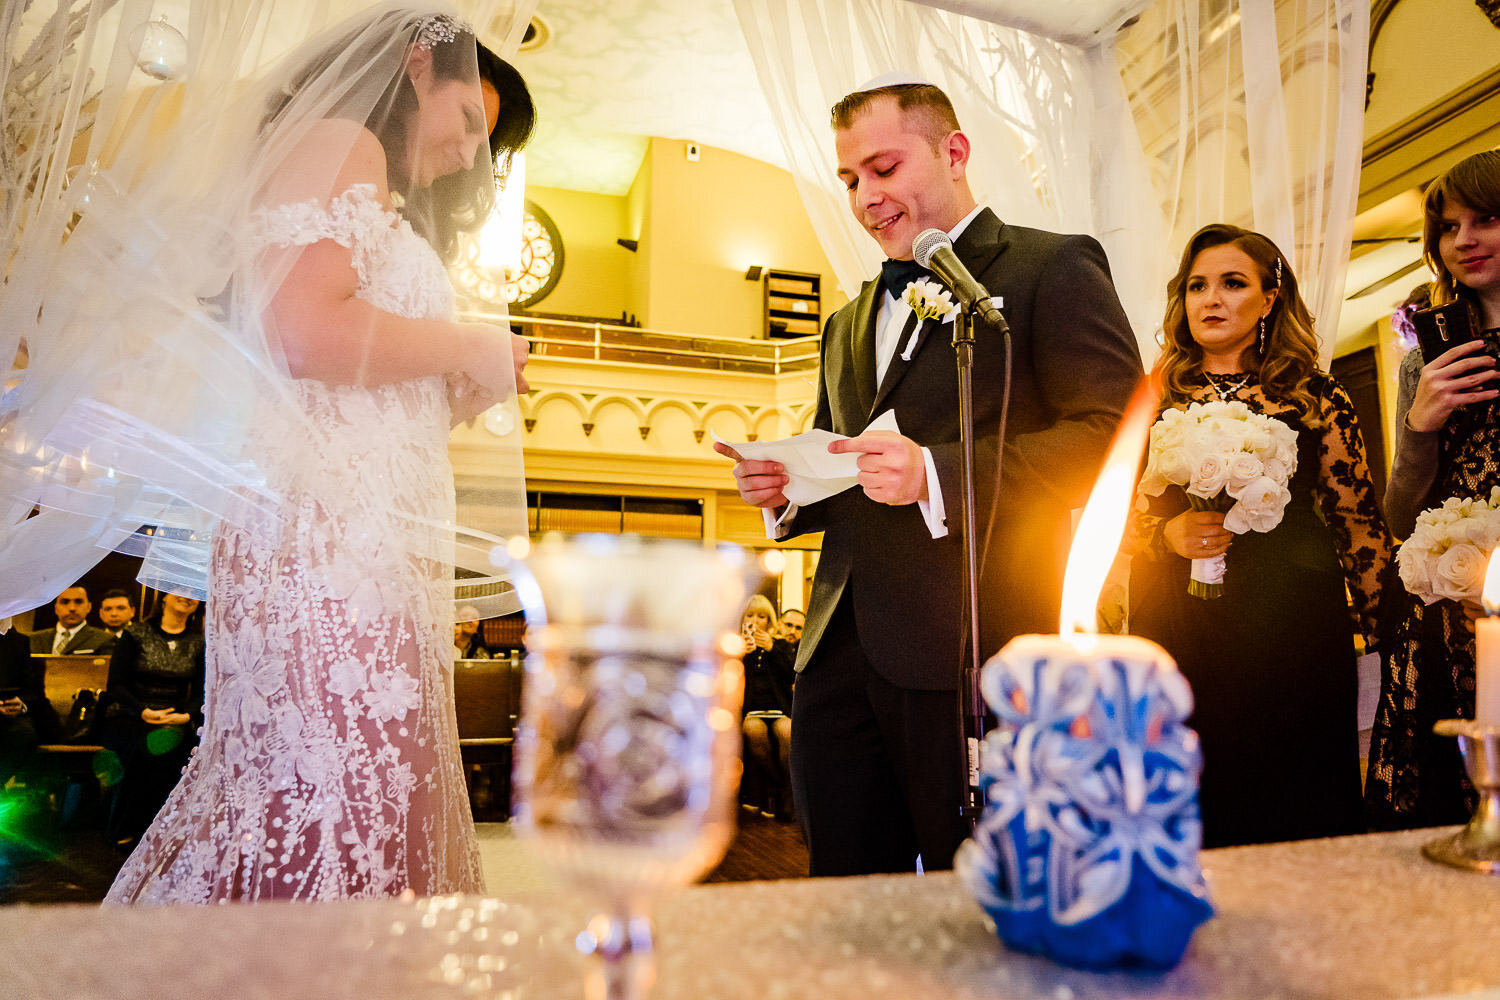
[1259,315,1267,352]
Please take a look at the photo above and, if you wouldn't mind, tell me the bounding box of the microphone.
[912,229,1006,330]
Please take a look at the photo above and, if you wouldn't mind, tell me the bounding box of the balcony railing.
[467,313,821,376]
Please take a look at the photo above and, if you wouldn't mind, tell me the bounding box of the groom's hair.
[830,84,962,150]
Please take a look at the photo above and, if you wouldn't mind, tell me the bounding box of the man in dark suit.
[29,585,116,656]
[0,627,59,779]
[716,81,1141,876]
[98,588,138,639]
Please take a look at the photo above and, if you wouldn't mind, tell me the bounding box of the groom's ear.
[942,130,971,177]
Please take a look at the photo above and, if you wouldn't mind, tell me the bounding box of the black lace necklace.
[1204,370,1253,402]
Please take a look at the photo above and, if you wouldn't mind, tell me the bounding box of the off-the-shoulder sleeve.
[252,183,396,286]
[1311,376,1394,647]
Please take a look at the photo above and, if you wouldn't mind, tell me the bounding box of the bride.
[2,3,532,902]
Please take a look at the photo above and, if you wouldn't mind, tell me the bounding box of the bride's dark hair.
[476,40,535,187]
[263,12,497,263]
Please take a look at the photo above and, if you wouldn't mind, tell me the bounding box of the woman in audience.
[1366,149,1500,830]
[1128,223,1391,848]
[740,595,794,819]
[102,593,206,849]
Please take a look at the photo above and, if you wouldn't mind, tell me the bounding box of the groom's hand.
[830,431,926,505]
[714,442,789,510]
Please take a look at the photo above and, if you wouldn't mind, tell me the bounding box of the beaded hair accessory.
[414,13,467,50]
[1274,255,1283,288]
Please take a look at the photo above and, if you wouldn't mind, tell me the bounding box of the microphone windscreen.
[912,228,951,269]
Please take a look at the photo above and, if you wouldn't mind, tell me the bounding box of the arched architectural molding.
[520,390,587,423]
[699,402,757,437]
[643,398,700,426]
[584,393,647,425]
[751,405,798,441]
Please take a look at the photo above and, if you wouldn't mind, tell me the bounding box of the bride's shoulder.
[258,118,393,214]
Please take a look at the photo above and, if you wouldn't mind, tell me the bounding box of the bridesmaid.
[1128,223,1391,848]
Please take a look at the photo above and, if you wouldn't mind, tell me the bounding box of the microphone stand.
[953,298,1009,830]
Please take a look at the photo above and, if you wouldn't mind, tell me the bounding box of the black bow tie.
[880,258,928,297]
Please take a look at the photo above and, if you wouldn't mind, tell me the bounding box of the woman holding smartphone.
[739,595,794,818]
[1367,149,1500,830]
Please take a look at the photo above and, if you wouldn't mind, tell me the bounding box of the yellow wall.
[1366,0,1499,138]
[522,185,632,320]
[627,146,653,327]
[636,138,846,339]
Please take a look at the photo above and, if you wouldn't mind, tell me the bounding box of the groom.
[716,78,1142,876]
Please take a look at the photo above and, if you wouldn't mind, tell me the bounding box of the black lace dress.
[1365,343,1500,829]
[1128,371,1390,848]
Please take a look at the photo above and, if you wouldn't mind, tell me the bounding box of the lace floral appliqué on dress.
[106,185,484,903]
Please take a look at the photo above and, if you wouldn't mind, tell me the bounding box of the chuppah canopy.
[732,0,1369,367]
[915,0,1156,46]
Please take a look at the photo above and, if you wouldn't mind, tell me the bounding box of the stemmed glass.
[502,534,763,1000]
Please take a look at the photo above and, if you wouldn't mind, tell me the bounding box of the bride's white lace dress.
[106,185,485,903]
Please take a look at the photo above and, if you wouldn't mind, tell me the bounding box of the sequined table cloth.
[1,828,1497,999]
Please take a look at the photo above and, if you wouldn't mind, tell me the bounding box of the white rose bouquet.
[1396,488,1500,605]
[1137,400,1299,598]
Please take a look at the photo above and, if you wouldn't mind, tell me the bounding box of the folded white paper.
[714,411,900,507]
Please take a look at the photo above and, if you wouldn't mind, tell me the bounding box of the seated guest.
[30,585,116,656]
[454,605,491,660]
[0,628,59,782]
[775,607,804,655]
[101,593,205,847]
[97,589,138,640]
[740,596,794,818]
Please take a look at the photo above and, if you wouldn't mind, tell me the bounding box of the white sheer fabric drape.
[731,0,1368,366]
[0,0,537,623]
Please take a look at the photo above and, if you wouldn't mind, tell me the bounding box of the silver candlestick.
[1422,720,1500,874]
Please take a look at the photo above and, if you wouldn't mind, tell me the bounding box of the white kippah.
[853,70,934,92]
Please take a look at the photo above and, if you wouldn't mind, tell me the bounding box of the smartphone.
[1412,300,1480,363]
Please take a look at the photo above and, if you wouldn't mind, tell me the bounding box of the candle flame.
[1059,379,1157,635]
[1484,549,1500,613]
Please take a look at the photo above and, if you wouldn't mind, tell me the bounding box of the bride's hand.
[459,323,530,400]
[445,373,494,426]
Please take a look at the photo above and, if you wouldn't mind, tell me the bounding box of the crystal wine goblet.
[502,533,765,1000]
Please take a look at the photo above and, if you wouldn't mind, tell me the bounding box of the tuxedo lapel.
[845,282,880,426]
[952,209,1009,291]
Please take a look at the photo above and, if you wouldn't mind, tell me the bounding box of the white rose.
[1225,452,1264,496]
[1261,457,1289,484]
[1186,450,1230,499]
[1431,542,1488,603]
[1152,445,1193,488]
[1397,536,1439,603]
[1138,467,1168,497]
[1222,476,1291,533]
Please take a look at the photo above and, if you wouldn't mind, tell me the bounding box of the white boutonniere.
[901,278,957,324]
[899,278,956,360]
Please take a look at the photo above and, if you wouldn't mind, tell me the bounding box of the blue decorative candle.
[954,632,1213,971]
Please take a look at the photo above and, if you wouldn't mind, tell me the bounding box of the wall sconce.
[743,265,763,281]
[617,238,639,252]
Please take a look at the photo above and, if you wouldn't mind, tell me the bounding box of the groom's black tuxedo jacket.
[785,209,1142,689]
